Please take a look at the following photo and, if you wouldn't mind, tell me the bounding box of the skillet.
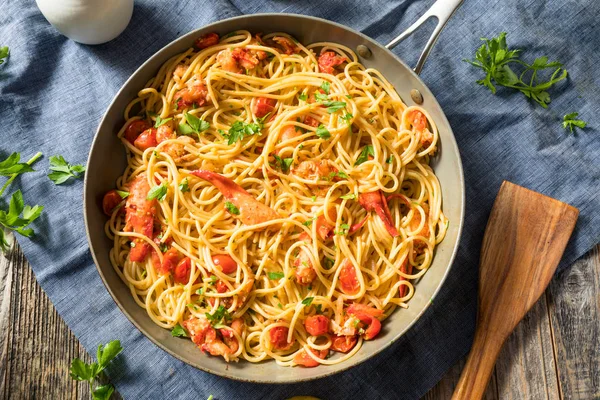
[84,0,465,383]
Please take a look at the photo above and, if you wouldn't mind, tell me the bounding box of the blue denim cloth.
[1,0,598,398]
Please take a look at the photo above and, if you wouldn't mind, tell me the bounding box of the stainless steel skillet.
[84,0,465,383]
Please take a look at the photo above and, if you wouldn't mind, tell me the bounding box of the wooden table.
[1,240,598,399]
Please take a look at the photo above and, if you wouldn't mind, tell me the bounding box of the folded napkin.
[1,0,598,398]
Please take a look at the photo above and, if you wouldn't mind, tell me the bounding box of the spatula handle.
[451,327,503,400]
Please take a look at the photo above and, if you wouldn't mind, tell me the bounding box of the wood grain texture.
[452,182,578,400]
[0,238,598,399]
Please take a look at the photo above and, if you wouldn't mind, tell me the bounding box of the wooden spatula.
[452,181,578,400]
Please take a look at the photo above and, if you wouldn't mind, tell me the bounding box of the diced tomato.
[102,190,123,216]
[330,335,358,353]
[252,97,276,118]
[293,348,328,367]
[134,128,157,150]
[304,315,330,336]
[346,303,384,319]
[354,313,381,340]
[155,124,175,143]
[212,254,238,274]
[124,120,151,144]
[216,279,228,293]
[173,257,191,284]
[317,51,347,74]
[339,259,360,295]
[158,248,180,275]
[195,32,220,49]
[269,326,294,350]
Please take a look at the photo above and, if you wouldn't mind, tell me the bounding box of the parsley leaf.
[314,304,323,314]
[205,305,232,327]
[316,124,331,140]
[0,153,35,176]
[116,190,129,199]
[320,81,331,94]
[386,155,394,164]
[302,297,314,306]
[268,271,285,280]
[0,46,8,65]
[322,101,346,113]
[340,193,356,200]
[224,121,262,145]
[335,223,350,235]
[171,323,189,337]
[273,155,293,173]
[154,116,173,128]
[464,32,568,108]
[311,195,316,202]
[327,171,348,180]
[303,217,315,227]
[562,112,587,133]
[147,182,168,201]
[354,145,374,166]
[179,178,190,193]
[225,201,240,215]
[179,112,210,137]
[47,155,86,185]
[299,93,308,102]
[69,340,123,399]
[0,190,43,251]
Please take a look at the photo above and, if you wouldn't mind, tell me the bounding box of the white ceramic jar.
[36,0,134,45]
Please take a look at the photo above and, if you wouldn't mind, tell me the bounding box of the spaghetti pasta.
[102,30,447,367]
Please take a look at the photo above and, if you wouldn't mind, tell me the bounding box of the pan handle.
[385,0,464,75]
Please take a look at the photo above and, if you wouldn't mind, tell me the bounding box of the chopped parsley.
[354,145,375,166]
[273,155,293,173]
[299,93,308,101]
[171,323,188,337]
[340,193,356,200]
[225,201,240,215]
[116,190,130,198]
[322,101,347,114]
[335,223,350,235]
[205,305,232,328]
[0,46,9,65]
[314,304,323,314]
[302,297,314,306]
[179,178,190,193]
[224,120,262,145]
[303,218,315,227]
[311,195,317,202]
[316,124,331,140]
[154,116,172,128]
[268,271,285,280]
[320,81,331,94]
[147,182,168,201]
[386,155,394,164]
[327,171,349,180]
[323,257,334,270]
[562,112,587,133]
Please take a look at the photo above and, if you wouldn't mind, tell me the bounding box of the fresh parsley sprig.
[206,305,232,329]
[0,152,42,197]
[354,145,374,166]
[147,182,168,201]
[69,340,123,400]
[464,32,568,108]
[273,155,293,173]
[48,155,86,185]
[562,112,587,134]
[171,323,189,337]
[0,190,44,253]
[179,112,210,138]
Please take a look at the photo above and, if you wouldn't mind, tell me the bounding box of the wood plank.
[0,237,91,399]
[547,245,600,400]
[422,357,499,400]
[494,291,560,400]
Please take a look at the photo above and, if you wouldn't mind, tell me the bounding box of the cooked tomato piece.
[124,120,151,144]
[215,279,228,293]
[173,257,191,284]
[157,247,180,275]
[318,51,347,74]
[304,315,330,336]
[346,303,384,319]
[293,348,328,367]
[195,32,219,49]
[252,97,276,118]
[212,254,238,274]
[272,36,299,55]
[330,335,358,353]
[155,124,175,143]
[102,190,123,216]
[339,259,360,295]
[134,128,157,150]
[269,326,294,350]
[354,313,381,340]
[303,115,320,127]
[399,257,413,298]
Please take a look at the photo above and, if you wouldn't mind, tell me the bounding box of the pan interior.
[84,14,464,383]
